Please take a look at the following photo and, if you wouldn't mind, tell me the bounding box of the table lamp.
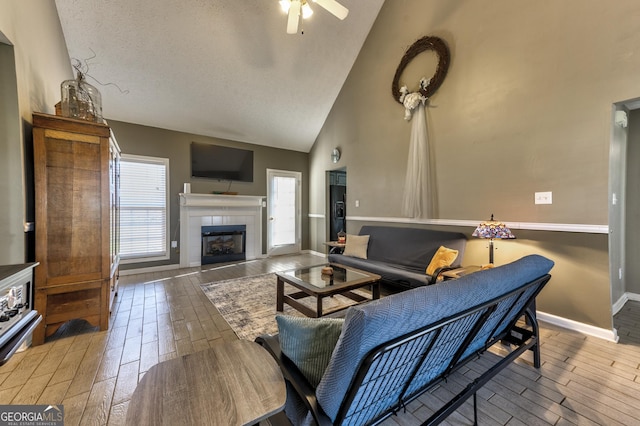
[472,214,516,264]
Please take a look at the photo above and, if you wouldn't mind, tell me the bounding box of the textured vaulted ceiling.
[54,0,385,152]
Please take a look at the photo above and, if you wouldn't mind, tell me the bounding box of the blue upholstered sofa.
[257,254,554,426]
[328,225,467,288]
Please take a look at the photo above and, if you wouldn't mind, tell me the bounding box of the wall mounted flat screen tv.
[191,142,254,182]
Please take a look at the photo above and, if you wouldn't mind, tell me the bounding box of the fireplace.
[201,225,247,265]
[179,193,264,268]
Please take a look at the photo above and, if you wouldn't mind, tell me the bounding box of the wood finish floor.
[0,252,638,425]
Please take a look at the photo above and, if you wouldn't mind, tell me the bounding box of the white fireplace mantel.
[179,193,265,268]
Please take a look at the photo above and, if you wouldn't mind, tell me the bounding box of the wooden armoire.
[32,112,120,345]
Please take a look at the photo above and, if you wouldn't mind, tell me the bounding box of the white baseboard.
[612,291,640,315]
[119,263,180,276]
[303,249,328,258]
[120,251,327,276]
[536,311,619,343]
[612,293,629,315]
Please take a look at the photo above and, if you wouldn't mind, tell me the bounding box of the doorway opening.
[0,36,29,264]
[327,170,347,242]
[610,100,640,325]
[266,169,301,256]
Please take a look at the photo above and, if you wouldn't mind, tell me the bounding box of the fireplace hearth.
[201,225,246,265]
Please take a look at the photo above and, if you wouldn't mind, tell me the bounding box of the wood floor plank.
[65,333,109,397]
[119,335,142,365]
[107,400,129,426]
[138,340,159,374]
[560,396,629,426]
[80,378,116,426]
[49,349,86,385]
[31,345,67,378]
[38,379,71,405]
[200,318,223,341]
[141,320,158,344]
[95,346,124,382]
[61,391,90,426]
[112,361,139,406]
[0,384,21,405]
[11,372,53,404]
[106,326,127,351]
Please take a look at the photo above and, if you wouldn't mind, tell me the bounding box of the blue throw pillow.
[276,315,344,388]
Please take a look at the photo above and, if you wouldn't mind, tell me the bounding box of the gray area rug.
[200,273,366,340]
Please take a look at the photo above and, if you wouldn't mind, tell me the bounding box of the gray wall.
[0,2,72,265]
[108,120,310,270]
[308,0,640,330]
[1,0,634,331]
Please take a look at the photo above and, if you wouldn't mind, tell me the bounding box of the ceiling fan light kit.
[280,0,349,34]
[286,0,301,34]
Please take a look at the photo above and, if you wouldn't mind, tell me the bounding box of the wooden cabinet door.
[34,125,110,287]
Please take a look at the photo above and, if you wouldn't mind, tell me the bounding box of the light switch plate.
[535,191,552,205]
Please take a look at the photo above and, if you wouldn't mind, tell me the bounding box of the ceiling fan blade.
[287,0,301,34]
[312,0,349,20]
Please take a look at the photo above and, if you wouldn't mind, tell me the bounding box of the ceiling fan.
[280,0,349,34]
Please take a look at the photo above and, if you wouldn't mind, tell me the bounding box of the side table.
[441,265,483,280]
[324,241,346,254]
[125,340,286,426]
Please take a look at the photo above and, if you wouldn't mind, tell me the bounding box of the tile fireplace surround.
[179,193,265,268]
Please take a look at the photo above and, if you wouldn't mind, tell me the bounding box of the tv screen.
[191,142,254,182]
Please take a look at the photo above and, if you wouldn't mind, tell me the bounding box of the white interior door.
[267,169,301,256]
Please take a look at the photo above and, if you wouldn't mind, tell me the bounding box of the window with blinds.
[120,154,170,262]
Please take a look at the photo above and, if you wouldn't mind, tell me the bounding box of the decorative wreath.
[392,36,450,104]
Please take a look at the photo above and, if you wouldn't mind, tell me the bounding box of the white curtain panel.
[401,103,432,218]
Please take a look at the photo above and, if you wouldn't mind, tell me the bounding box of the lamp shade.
[472,214,516,240]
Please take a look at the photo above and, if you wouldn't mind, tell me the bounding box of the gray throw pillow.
[276,315,344,388]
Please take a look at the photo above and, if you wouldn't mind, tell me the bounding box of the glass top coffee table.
[276,263,381,318]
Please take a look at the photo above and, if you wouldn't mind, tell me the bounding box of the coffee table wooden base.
[125,340,285,426]
[276,273,380,318]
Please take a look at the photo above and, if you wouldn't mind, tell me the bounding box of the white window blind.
[120,155,169,261]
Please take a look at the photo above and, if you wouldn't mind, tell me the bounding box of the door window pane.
[272,176,296,246]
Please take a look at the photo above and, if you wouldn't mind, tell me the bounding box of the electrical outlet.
[534,192,552,205]
[171,241,178,248]
[355,200,360,207]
